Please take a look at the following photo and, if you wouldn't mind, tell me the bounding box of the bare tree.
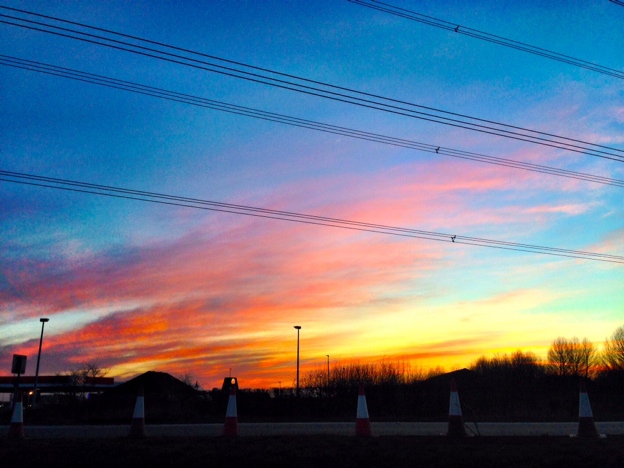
[547,337,571,376]
[471,350,542,380]
[180,373,201,390]
[59,361,109,402]
[405,365,444,382]
[301,358,427,395]
[603,325,624,372]
[578,338,597,379]
[83,361,109,391]
[546,337,596,377]
[510,350,543,379]
[567,337,583,377]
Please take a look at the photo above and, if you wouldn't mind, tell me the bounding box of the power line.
[609,0,624,7]
[1,170,622,264]
[1,7,623,163]
[2,55,622,189]
[349,0,624,81]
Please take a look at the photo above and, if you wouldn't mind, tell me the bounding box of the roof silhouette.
[103,371,200,397]
[425,368,480,387]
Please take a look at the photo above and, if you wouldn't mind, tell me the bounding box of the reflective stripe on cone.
[129,387,146,438]
[355,383,372,437]
[574,381,605,438]
[223,386,238,437]
[8,393,25,439]
[446,378,467,437]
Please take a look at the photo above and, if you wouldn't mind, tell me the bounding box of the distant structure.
[221,377,238,394]
[0,375,114,395]
[102,371,200,397]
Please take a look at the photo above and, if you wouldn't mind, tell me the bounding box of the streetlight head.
[294,325,301,330]
[40,318,49,323]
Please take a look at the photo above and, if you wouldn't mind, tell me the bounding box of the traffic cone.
[129,387,146,438]
[8,392,25,439]
[446,378,467,436]
[223,385,238,437]
[355,383,372,437]
[574,381,605,438]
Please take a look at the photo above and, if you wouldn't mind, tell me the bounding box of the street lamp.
[294,326,301,397]
[33,318,49,409]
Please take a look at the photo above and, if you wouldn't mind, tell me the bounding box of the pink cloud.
[586,227,624,258]
[524,203,593,216]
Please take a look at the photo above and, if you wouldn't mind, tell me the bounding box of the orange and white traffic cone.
[355,383,372,437]
[8,392,25,439]
[129,387,146,438]
[223,385,238,437]
[446,378,467,437]
[574,381,605,438]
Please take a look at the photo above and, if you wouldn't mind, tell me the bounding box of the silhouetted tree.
[577,338,597,378]
[57,361,109,403]
[510,350,543,379]
[547,337,572,376]
[603,325,624,372]
[301,358,437,395]
[179,373,202,390]
[546,337,596,378]
[471,350,542,380]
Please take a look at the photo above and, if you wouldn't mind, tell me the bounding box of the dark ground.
[2,435,624,468]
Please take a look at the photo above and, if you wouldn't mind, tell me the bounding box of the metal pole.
[294,326,301,397]
[33,318,49,409]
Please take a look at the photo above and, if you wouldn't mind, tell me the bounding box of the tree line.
[300,324,624,393]
[473,325,624,380]
[290,325,624,421]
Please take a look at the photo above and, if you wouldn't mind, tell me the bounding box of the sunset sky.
[1,0,623,390]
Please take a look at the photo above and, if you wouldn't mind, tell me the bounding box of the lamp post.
[33,318,49,409]
[294,326,301,397]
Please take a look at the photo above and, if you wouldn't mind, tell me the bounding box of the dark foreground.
[2,435,624,468]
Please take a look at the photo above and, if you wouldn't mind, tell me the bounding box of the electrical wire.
[1,170,622,264]
[2,55,622,189]
[349,0,624,80]
[1,6,623,163]
[609,0,624,7]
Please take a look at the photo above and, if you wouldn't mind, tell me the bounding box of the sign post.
[11,354,27,376]
[11,354,27,409]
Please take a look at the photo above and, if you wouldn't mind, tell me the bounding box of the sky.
[1,0,623,390]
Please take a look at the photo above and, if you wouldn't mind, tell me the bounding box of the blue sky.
[1,0,623,388]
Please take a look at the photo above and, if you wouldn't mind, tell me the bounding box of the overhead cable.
[1,170,622,265]
[2,55,623,189]
[349,0,624,81]
[1,6,623,163]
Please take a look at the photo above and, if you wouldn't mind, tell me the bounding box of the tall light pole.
[294,326,301,397]
[33,317,49,409]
